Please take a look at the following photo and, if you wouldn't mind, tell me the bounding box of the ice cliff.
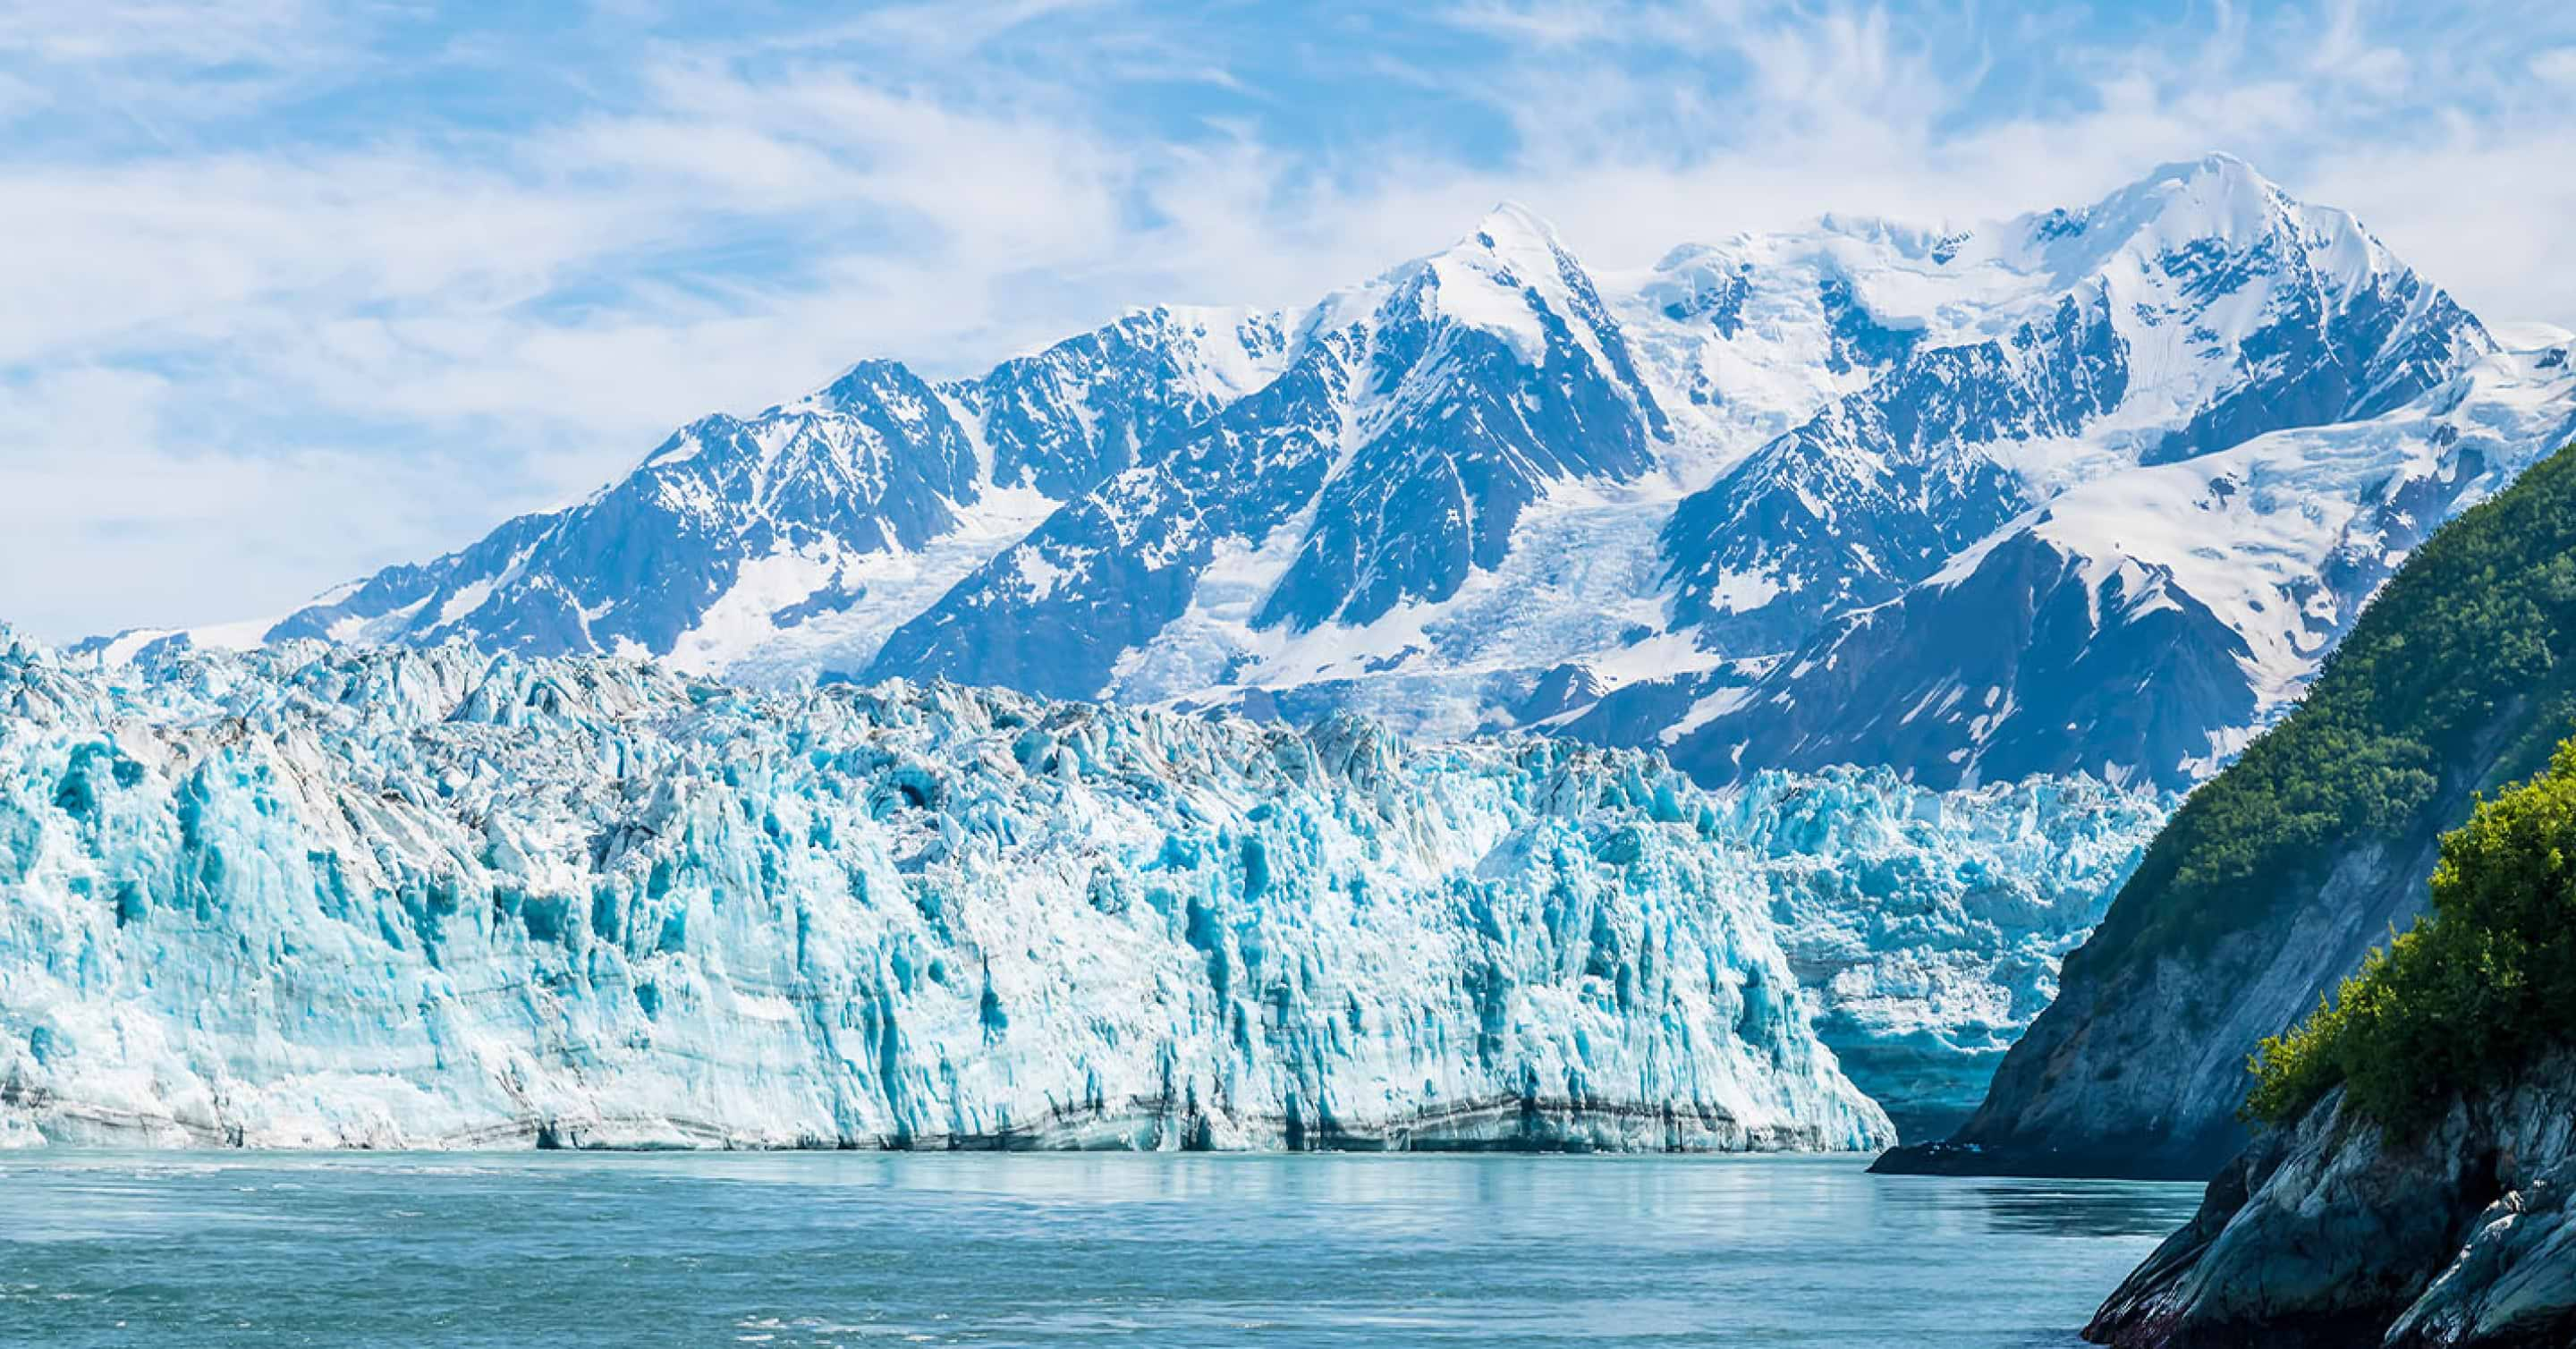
[0,633,1896,1151]
[1715,769,2165,1141]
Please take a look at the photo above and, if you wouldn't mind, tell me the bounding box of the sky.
[4,0,2574,642]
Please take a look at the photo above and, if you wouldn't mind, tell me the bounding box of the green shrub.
[2247,734,2576,1131]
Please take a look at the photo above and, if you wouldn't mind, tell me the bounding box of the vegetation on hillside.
[2247,735,2576,1129]
[2072,444,2576,974]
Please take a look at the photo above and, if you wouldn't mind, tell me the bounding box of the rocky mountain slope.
[1877,440,2576,1179]
[259,309,1298,681]
[104,157,2576,795]
[1629,337,2576,789]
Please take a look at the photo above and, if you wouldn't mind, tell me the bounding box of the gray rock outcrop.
[2085,1052,2576,1347]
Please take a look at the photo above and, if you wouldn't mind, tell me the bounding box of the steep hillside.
[1877,442,2576,1179]
[2086,742,2576,1348]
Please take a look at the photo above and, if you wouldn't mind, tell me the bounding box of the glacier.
[0,634,2162,1150]
[1712,769,2165,1140]
[0,632,1897,1151]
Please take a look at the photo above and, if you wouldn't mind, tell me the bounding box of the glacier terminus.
[0,632,2176,1151]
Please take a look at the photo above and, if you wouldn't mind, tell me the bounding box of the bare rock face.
[2084,1053,2576,1348]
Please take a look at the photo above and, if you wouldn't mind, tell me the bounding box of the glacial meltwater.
[0,1152,2196,1346]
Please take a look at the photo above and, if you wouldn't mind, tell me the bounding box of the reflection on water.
[0,1151,2197,1347]
[1969,1182,2205,1240]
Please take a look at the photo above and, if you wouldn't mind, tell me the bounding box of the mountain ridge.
[93,156,2576,796]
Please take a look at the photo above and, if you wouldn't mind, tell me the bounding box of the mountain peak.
[2083,151,2295,244]
[2155,149,2267,187]
[1995,151,2339,294]
[1343,199,1604,363]
[1470,199,1561,250]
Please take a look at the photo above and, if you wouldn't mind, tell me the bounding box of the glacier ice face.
[1709,768,2167,1141]
[0,634,1896,1152]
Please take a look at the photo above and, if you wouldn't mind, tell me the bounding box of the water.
[0,1152,2196,1347]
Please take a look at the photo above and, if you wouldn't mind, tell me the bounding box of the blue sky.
[4,0,2573,641]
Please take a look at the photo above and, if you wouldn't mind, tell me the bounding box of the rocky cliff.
[2083,1050,2576,1345]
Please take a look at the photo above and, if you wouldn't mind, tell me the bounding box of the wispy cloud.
[1,0,2570,641]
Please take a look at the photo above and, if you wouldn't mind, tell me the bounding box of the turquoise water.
[0,1152,2194,1347]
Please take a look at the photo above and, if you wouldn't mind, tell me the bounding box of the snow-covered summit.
[1402,201,1599,361]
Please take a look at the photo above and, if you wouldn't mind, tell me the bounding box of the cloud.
[2532,47,2576,85]
[1,0,2572,641]
[0,365,500,641]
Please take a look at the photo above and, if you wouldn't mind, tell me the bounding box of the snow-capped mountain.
[258,307,1297,684]
[1629,338,2576,788]
[869,203,1672,705]
[127,155,2576,793]
[1599,157,2565,788]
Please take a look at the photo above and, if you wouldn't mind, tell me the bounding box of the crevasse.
[0,633,1898,1151]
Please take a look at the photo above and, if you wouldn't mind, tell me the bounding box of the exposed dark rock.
[2085,1054,2576,1348]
